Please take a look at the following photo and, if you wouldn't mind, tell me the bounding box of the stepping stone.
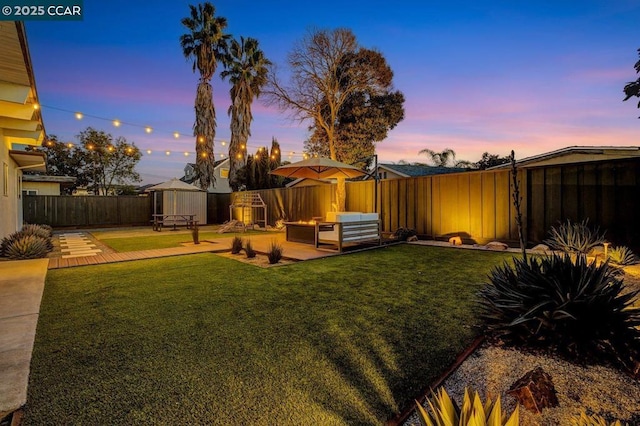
[61,248,101,254]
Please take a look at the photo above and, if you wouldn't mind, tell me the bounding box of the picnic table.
[152,214,198,231]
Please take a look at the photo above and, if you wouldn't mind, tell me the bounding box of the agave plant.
[21,223,52,239]
[20,224,53,251]
[544,219,606,255]
[5,235,49,260]
[478,253,640,372]
[416,387,519,426]
[571,411,624,426]
[608,246,639,266]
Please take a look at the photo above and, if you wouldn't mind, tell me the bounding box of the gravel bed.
[403,267,640,426]
[403,344,640,426]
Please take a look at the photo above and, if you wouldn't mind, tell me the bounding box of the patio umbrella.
[270,157,367,180]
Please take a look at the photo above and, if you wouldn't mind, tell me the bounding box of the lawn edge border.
[385,335,485,426]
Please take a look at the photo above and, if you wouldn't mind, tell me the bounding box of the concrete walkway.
[0,258,48,417]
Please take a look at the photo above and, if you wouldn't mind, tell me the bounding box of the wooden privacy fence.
[226,158,640,248]
[23,195,151,227]
[227,169,520,244]
[22,158,640,248]
[526,158,640,248]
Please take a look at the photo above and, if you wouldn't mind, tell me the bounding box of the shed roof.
[146,178,203,191]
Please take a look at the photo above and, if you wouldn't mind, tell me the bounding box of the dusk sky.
[25,0,640,184]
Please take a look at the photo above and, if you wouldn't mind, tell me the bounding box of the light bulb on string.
[146,149,152,154]
[113,119,121,127]
[145,127,152,134]
[173,132,180,139]
[75,112,83,120]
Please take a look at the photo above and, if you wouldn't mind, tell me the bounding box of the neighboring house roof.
[22,174,76,183]
[489,146,640,169]
[377,163,468,177]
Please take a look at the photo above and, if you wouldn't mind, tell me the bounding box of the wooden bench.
[314,212,381,252]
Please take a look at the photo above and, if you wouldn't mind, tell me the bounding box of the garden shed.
[147,178,207,226]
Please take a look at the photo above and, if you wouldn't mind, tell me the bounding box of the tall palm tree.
[221,36,271,191]
[419,148,457,167]
[180,2,229,190]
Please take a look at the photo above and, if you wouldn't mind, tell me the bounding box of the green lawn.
[26,245,511,425]
[96,230,260,252]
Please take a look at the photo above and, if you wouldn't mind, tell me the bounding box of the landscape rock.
[407,235,418,242]
[486,241,509,251]
[449,236,462,245]
[531,244,550,253]
[507,366,559,414]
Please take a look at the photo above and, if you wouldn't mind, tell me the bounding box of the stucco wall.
[22,181,60,196]
[0,130,22,240]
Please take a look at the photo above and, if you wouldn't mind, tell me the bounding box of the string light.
[184,152,189,156]
[36,104,313,161]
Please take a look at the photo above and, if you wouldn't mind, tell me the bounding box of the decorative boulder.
[407,235,419,242]
[507,366,559,414]
[449,236,462,245]
[531,244,551,254]
[486,241,509,251]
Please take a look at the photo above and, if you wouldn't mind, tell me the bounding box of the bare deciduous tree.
[265,28,390,211]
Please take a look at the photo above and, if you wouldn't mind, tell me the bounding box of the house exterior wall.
[210,164,231,193]
[22,181,60,195]
[1,129,22,239]
[375,167,406,180]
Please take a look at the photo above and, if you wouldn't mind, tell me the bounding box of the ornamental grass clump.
[544,219,605,255]
[267,241,283,264]
[244,239,256,259]
[479,253,640,373]
[416,387,519,426]
[230,236,243,254]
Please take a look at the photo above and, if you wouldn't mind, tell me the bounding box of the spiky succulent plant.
[416,387,519,426]
[479,253,640,373]
[544,219,606,255]
[5,235,50,260]
[608,246,639,266]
